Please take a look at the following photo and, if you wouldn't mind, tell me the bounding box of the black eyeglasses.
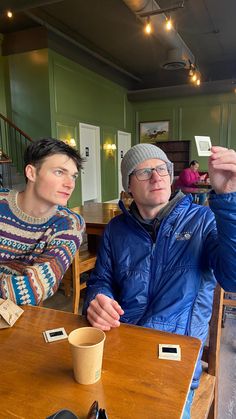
[131,164,169,181]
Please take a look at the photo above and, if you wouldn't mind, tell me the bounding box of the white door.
[117,131,131,196]
[79,123,101,203]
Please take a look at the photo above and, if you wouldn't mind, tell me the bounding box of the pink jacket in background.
[175,168,200,188]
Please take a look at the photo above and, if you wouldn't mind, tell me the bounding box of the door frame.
[117,130,131,197]
[79,122,101,204]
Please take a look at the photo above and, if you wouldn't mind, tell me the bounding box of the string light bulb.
[195,72,201,86]
[144,16,152,35]
[189,63,195,77]
[165,16,172,31]
[191,73,197,83]
[6,10,13,18]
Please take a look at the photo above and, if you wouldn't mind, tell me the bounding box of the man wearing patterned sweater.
[0,138,85,305]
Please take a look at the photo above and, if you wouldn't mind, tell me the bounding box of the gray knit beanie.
[121,143,174,192]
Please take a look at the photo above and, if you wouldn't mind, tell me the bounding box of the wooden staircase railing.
[0,113,32,175]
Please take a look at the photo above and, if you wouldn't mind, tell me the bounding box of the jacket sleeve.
[0,214,85,305]
[206,191,236,291]
[83,223,116,313]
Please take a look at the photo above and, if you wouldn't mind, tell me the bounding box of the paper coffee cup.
[68,327,106,385]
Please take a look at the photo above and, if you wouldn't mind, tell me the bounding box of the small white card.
[158,344,181,361]
[195,136,212,156]
[43,327,68,343]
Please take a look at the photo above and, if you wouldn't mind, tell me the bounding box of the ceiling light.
[138,2,185,18]
[6,10,13,18]
[144,16,152,35]
[188,62,195,77]
[165,16,173,31]
[191,73,197,83]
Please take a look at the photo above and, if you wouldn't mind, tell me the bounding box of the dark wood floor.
[44,290,236,418]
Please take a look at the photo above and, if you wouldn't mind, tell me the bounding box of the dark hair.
[189,160,199,167]
[24,138,84,174]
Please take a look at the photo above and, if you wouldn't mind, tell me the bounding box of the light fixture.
[165,16,173,31]
[61,138,77,147]
[188,62,195,77]
[68,138,76,147]
[6,10,13,18]
[103,143,117,157]
[188,61,201,87]
[140,2,184,37]
[138,1,184,18]
[144,16,152,35]
[191,73,197,83]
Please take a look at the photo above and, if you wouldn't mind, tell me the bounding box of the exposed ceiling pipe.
[0,0,64,14]
[123,0,195,70]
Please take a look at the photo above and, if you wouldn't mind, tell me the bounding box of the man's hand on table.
[87,294,124,331]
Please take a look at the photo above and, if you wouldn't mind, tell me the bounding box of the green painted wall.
[7,49,51,139]
[0,57,7,115]
[3,41,236,199]
[1,47,135,205]
[48,50,134,203]
[133,93,236,171]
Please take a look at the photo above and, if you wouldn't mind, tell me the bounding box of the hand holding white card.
[195,136,212,156]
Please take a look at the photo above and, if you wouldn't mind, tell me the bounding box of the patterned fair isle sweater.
[0,189,85,305]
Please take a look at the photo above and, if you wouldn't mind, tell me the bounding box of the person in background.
[83,143,236,418]
[0,138,85,306]
[175,160,208,205]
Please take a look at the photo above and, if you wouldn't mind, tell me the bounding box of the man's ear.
[127,186,133,197]
[25,164,37,183]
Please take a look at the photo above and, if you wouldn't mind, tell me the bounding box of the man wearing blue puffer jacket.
[83,143,236,418]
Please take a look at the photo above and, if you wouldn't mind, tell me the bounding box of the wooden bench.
[191,285,224,419]
[62,248,97,314]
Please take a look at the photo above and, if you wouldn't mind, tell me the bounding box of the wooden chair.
[120,190,133,207]
[222,291,236,326]
[62,248,97,314]
[191,284,224,419]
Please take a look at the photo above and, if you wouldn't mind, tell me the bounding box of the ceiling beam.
[0,1,63,14]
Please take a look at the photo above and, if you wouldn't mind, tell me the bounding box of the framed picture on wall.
[139,120,169,143]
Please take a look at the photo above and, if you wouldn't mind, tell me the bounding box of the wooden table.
[181,186,210,194]
[74,203,121,235]
[0,306,201,419]
[73,203,123,251]
[194,181,211,189]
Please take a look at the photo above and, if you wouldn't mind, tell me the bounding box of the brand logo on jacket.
[175,232,191,241]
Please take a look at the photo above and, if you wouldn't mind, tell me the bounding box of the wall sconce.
[103,143,117,157]
[61,138,77,147]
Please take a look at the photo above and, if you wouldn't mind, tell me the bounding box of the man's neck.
[17,190,56,219]
[136,202,168,220]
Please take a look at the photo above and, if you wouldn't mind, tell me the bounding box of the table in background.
[194,181,212,189]
[73,203,122,251]
[180,186,210,204]
[0,306,201,419]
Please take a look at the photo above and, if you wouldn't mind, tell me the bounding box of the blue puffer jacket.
[84,192,236,388]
